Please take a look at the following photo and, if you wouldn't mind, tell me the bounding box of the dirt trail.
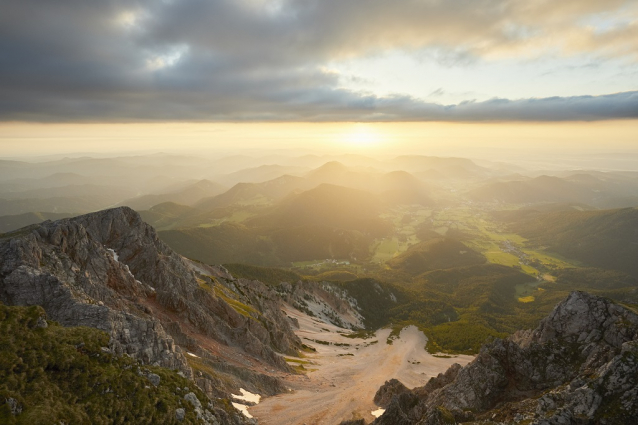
[250,306,474,425]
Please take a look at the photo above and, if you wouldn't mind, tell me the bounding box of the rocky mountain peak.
[373,291,638,424]
[0,207,302,408]
[528,290,638,348]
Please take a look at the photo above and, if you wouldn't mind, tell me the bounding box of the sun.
[340,124,383,148]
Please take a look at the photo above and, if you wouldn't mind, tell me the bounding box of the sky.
[1,0,637,155]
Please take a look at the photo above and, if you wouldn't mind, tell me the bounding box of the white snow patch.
[372,408,385,418]
[232,402,253,418]
[107,248,119,262]
[302,295,364,329]
[107,248,137,279]
[232,388,261,404]
[123,264,135,279]
[186,352,199,358]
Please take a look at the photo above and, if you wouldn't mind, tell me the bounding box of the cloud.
[1,0,637,122]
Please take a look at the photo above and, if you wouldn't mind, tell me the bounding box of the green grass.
[340,329,376,339]
[372,237,401,262]
[197,278,258,318]
[424,319,509,354]
[212,285,257,318]
[518,296,535,303]
[386,325,403,345]
[0,303,231,425]
[514,281,543,299]
[284,357,312,365]
[223,263,303,286]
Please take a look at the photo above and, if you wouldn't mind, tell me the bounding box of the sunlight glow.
[340,125,383,148]
[2,121,638,159]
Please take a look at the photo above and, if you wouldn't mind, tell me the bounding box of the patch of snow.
[372,408,385,418]
[123,264,135,279]
[232,402,253,418]
[107,248,137,280]
[186,352,199,358]
[302,292,364,329]
[232,388,261,404]
[106,248,119,262]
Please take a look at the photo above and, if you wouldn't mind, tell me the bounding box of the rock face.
[0,207,302,411]
[373,291,638,424]
[0,208,189,372]
[276,280,366,329]
[199,263,303,365]
[374,379,410,408]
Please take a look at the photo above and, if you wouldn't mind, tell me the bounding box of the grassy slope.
[386,238,486,275]
[160,223,372,267]
[504,207,638,277]
[0,304,236,425]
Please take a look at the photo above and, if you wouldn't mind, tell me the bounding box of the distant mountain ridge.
[195,174,314,211]
[501,207,638,277]
[119,179,227,211]
[0,211,75,233]
[470,173,638,208]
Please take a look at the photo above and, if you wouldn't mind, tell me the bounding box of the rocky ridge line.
[373,291,638,425]
[0,207,305,423]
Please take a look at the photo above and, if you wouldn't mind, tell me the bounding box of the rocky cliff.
[373,291,638,424]
[0,207,303,420]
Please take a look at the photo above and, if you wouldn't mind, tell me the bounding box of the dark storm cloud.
[1,0,636,122]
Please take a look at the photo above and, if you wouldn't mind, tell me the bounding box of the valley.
[2,152,638,424]
[3,153,638,358]
[251,307,473,425]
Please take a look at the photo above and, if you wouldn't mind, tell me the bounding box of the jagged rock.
[175,407,186,421]
[35,315,47,328]
[1,207,301,376]
[147,373,161,387]
[5,397,22,415]
[373,291,638,424]
[374,392,422,425]
[0,207,305,425]
[277,280,366,329]
[374,379,410,408]
[185,392,203,410]
[203,264,303,359]
[413,363,462,400]
[0,208,189,374]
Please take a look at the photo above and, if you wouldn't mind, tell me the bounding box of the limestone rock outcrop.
[0,208,190,372]
[0,207,303,421]
[374,379,410,408]
[373,291,638,424]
